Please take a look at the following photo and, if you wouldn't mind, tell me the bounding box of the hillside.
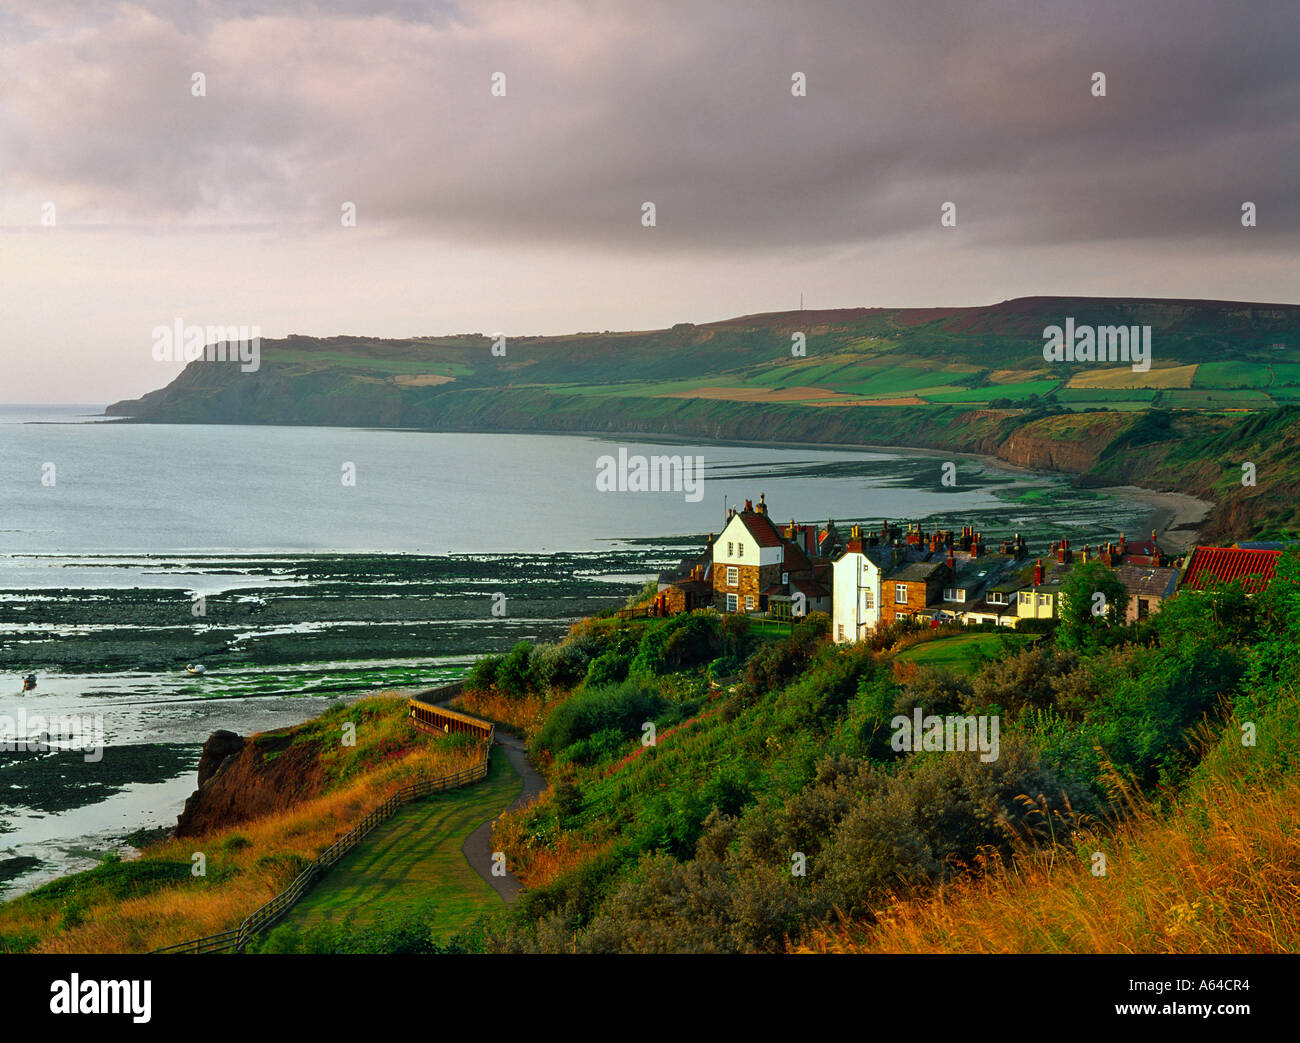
[107,296,1300,541]
[446,550,1300,954]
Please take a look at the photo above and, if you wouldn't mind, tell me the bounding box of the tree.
[1056,561,1128,651]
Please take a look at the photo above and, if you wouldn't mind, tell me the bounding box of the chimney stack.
[1033,559,1045,586]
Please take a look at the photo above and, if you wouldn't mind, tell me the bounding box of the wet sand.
[1093,486,1214,554]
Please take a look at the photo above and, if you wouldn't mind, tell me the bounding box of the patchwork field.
[1066,364,1198,389]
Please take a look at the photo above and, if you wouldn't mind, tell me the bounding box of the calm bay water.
[3,404,1049,560]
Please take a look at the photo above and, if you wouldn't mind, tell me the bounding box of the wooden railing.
[153,694,493,954]
[409,697,495,742]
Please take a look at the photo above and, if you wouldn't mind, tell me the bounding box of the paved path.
[421,687,548,904]
[462,731,546,903]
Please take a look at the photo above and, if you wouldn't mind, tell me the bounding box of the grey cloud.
[3,0,1297,252]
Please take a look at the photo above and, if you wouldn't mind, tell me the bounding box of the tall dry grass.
[802,712,1300,954]
[453,688,546,738]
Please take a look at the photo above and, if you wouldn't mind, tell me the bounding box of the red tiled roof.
[783,541,812,571]
[738,512,785,547]
[1183,546,1280,593]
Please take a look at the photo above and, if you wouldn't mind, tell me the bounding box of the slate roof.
[1115,565,1179,599]
[888,561,947,582]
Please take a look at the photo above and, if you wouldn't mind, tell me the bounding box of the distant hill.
[107,296,1300,540]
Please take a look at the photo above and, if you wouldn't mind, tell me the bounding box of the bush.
[467,654,501,692]
[495,641,534,697]
[534,677,667,755]
[527,641,591,693]
[630,612,720,676]
[586,649,632,688]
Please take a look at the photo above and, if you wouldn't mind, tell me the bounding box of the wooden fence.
[153,693,494,954]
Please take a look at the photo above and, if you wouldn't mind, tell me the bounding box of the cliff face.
[175,728,325,838]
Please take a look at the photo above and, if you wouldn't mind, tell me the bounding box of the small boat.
[186,664,207,676]
[22,673,37,693]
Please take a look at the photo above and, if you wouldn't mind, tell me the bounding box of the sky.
[1,0,1297,402]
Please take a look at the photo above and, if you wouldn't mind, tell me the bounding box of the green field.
[895,632,1034,674]
[1192,361,1271,389]
[1157,388,1274,410]
[924,380,1061,403]
[265,749,522,941]
[1056,387,1159,402]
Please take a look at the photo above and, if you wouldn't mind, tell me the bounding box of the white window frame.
[726,566,738,586]
[738,542,744,558]
[863,588,874,609]
[726,593,738,612]
[895,584,908,605]
[744,594,755,610]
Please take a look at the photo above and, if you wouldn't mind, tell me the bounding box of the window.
[988,592,1006,605]
[744,595,755,610]
[727,542,733,556]
[781,571,788,585]
[895,584,908,605]
[726,566,738,586]
[863,588,874,610]
[738,542,744,558]
[726,593,738,612]
[943,587,964,603]
[1019,592,1033,607]
[1137,597,1150,619]
[1039,594,1051,608]
[838,624,845,640]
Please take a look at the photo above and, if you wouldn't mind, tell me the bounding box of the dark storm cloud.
[3,0,1297,251]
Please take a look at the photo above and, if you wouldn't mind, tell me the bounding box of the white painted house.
[832,547,884,643]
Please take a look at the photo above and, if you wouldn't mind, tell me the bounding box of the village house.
[1012,538,1090,623]
[653,494,835,619]
[882,559,952,625]
[1115,564,1180,622]
[831,527,888,642]
[832,523,1029,639]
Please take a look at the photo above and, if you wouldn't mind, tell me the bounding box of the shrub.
[534,677,667,755]
[586,649,632,688]
[467,654,502,692]
[527,641,590,693]
[630,612,720,676]
[495,641,534,697]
